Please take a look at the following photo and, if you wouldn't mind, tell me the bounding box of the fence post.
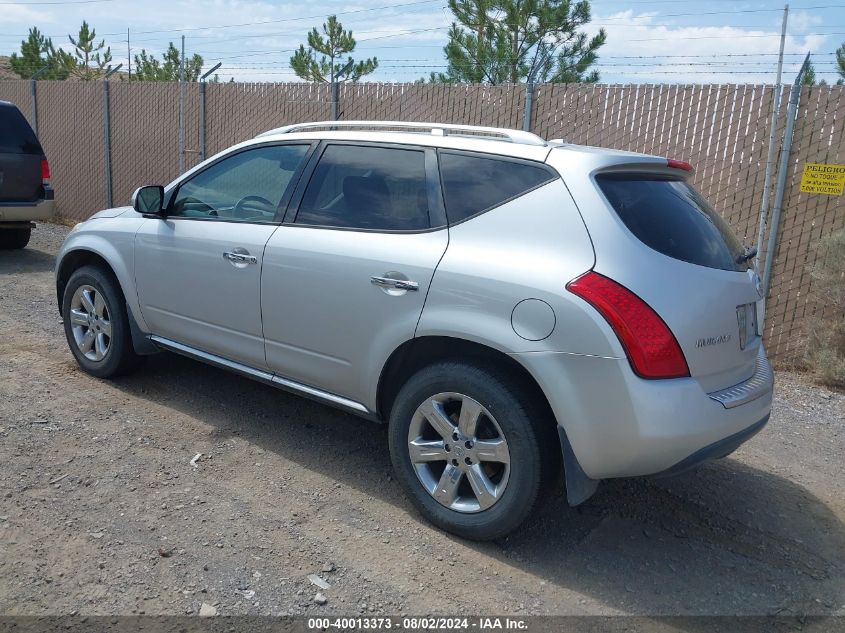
[523,81,534,132]
[178,35,186,174]
[30,79,39,137]
[199,81,206,162]
[761,54,809,315]
[331,81,339,121]
[102,80,113,208]
[754,4,789,266]
[198,63,221,163]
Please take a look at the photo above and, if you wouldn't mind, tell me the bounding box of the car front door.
[134,142,312,368]
[261,142,448,408]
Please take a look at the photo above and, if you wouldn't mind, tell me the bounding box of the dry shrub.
[805,227,845,388]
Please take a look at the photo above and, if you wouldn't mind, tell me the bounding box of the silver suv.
[56,121,774,540]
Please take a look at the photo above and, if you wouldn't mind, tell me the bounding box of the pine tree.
[835,43,845,85]
[68,21,112,80]
[133,43,203,81]
[290,15,378,83]
[9,27,71,80]
[801,56,827,86]
[433,0,605,84]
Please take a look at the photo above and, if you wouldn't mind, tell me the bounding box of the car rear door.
[261,142,448,408]
[134,142,312,369]
[0,103,43,205]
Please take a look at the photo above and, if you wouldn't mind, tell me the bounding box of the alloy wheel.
[407,392,511,513]
[69,284,112,362]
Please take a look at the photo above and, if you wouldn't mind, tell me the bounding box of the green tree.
[67,21,112,80]
[834,43,845,85]
[9,27,71,79]
[802,57,817,86]
[133,43,203,81]
[801,56,827,86]
[433,0,606,84]
[290,15,378,82]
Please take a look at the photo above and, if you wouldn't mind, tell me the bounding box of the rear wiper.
[736,246,757,264]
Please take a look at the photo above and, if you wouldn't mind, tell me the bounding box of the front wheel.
[62,265,142,378]
[388,362,559,540]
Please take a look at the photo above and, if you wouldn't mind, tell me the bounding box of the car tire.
[388,361,559,541]
[62,265,142,378]
[0,228,32,250]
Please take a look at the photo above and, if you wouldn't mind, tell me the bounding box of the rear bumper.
[512,346,774,479]
[0,199,55,223]
[650,412,769,478]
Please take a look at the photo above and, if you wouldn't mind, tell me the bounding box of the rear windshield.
[595,174,749,272]
[0,104,42,155]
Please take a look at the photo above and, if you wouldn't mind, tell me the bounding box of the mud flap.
[127,303,159,356]
[558,426,600,506]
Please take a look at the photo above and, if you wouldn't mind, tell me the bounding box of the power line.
[0,1,814,39]
[593,4,845,19]
[0,0,445,38]
[0,0,111,3]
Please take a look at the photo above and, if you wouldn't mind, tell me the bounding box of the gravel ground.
[0,222,843,617]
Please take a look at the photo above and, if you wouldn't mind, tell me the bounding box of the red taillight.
[567,271,689,379]
[41,158,50,182]
[667,158,693,172]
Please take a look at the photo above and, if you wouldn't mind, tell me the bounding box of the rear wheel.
[0,227,31,250]
[62,265,142,378]
[388,361,558,540]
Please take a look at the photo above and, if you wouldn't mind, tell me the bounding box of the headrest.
[343,176,391,214]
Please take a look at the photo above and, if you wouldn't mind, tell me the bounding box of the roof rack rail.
[257,120,547,146]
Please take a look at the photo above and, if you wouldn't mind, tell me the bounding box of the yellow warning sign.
[800,163,845,195]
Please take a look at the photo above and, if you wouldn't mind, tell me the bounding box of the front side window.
[170,144,309,222]
[439,152,556,224]
[296,145,430,231]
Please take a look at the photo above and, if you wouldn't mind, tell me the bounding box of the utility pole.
[755,4,789,268]
[178,34,186,173]
[127,28,131,81]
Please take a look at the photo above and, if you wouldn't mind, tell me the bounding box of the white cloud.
[587,11,830,84]
[789,11,824,34]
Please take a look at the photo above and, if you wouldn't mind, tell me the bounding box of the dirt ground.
[0,223,843,617]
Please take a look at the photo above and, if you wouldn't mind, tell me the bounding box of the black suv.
[0,100,54,249]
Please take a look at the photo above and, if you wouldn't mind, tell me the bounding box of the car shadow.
[0,246,55,275]
[110,352,845,618]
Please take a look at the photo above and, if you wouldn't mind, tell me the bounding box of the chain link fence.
[1,79,843,366]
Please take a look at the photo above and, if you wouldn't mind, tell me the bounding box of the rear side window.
[439,152,556,224]
[0,104,42,154]
[296,145,430,231]
[596,175,749,272]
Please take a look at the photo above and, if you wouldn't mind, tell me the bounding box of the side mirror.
[132,185,165,215]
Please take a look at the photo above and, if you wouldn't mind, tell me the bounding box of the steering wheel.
[174,196,215,217]
[233,195,275,219]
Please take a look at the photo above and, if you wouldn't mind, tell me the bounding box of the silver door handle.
[223,251,257,264]
[371,276,419,291]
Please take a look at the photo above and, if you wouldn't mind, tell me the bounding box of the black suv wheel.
[0,228,31,250]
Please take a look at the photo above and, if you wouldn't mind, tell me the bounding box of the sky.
[0,0,843,84]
